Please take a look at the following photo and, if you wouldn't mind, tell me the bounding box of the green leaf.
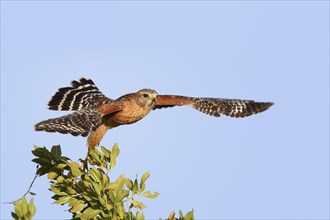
[110,143,120,169]
[80,207,101,219]
[130,200,147,209]
[56,175,65,183]
[179,209,184,218]
[112,204,118,217]
[32,158,51,165]
[91,182,101,196]
[42,148,56,161]
[115,174,126,192]
[112,143,120,158]
[100,146,111,159]
[81,193,92,202]
[184,209,194,220]
[105,202,113,211]
[66,187,76,195]
[125,179,133,190]
[68,162,82,177]
[47,171,59,180]
[70,200,85,213]
[33,145,40,150]
[89,148,102,163]
[28,197,36,217]
[136,211,145,220]
[99,197,107,207]
[51,145,62,158]
[49,188,68,200]
[68,197,79,206]
[115,190,130,204]
[55,162,67,170]
[31,147,45,157]
[140,171,150,184]
[29,191,36,196]
[126,212,135,220]
[11,212,19,220]
[142,191,159,199]
[139,172,150,192]
[55,195,71,205]
[108,191,116,203]
[20,196,29,217]
[140,182,146,192]
[14,200,22,218]
[101,210,113,219]
[117,203,125,218]
[90,168,102,183]
[104,182,118,191]
[36,166,50,176]
[132,179,139,194]
[102,173,110,186]
[50,188,67,196]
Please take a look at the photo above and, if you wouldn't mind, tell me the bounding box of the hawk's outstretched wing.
[154,95,273,118]
[48,78,110,111]
[34,103,122,137]
[34,109,103,137]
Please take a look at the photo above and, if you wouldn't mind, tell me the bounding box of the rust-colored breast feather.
[103,93,154,127]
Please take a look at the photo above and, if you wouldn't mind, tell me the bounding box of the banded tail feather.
[34,109,102,137]
[48,78,107,111]
[193,98,273,118]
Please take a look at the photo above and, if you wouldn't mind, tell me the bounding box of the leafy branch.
[10,144,194,220]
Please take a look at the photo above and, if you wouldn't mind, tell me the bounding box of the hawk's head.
[136,89,158,108]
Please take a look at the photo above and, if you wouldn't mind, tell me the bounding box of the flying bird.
[35,78,273,149]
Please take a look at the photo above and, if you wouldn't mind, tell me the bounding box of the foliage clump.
[11,196,36,220]
[11,144,194,220]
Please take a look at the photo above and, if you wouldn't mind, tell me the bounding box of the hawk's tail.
[48,78,105,111]
[34,109,102,137]
[193,98,273,118]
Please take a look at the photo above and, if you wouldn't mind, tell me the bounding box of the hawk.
[35,78,273,149]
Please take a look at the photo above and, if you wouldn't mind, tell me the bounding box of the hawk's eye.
[143,93,149,98]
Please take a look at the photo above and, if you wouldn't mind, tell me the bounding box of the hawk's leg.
[82,148,90,171]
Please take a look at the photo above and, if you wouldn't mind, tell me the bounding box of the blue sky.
[1,1,329,219]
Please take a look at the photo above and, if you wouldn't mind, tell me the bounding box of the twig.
[3,166,39,204]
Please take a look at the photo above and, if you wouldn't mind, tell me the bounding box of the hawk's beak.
[150,97,157,107]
